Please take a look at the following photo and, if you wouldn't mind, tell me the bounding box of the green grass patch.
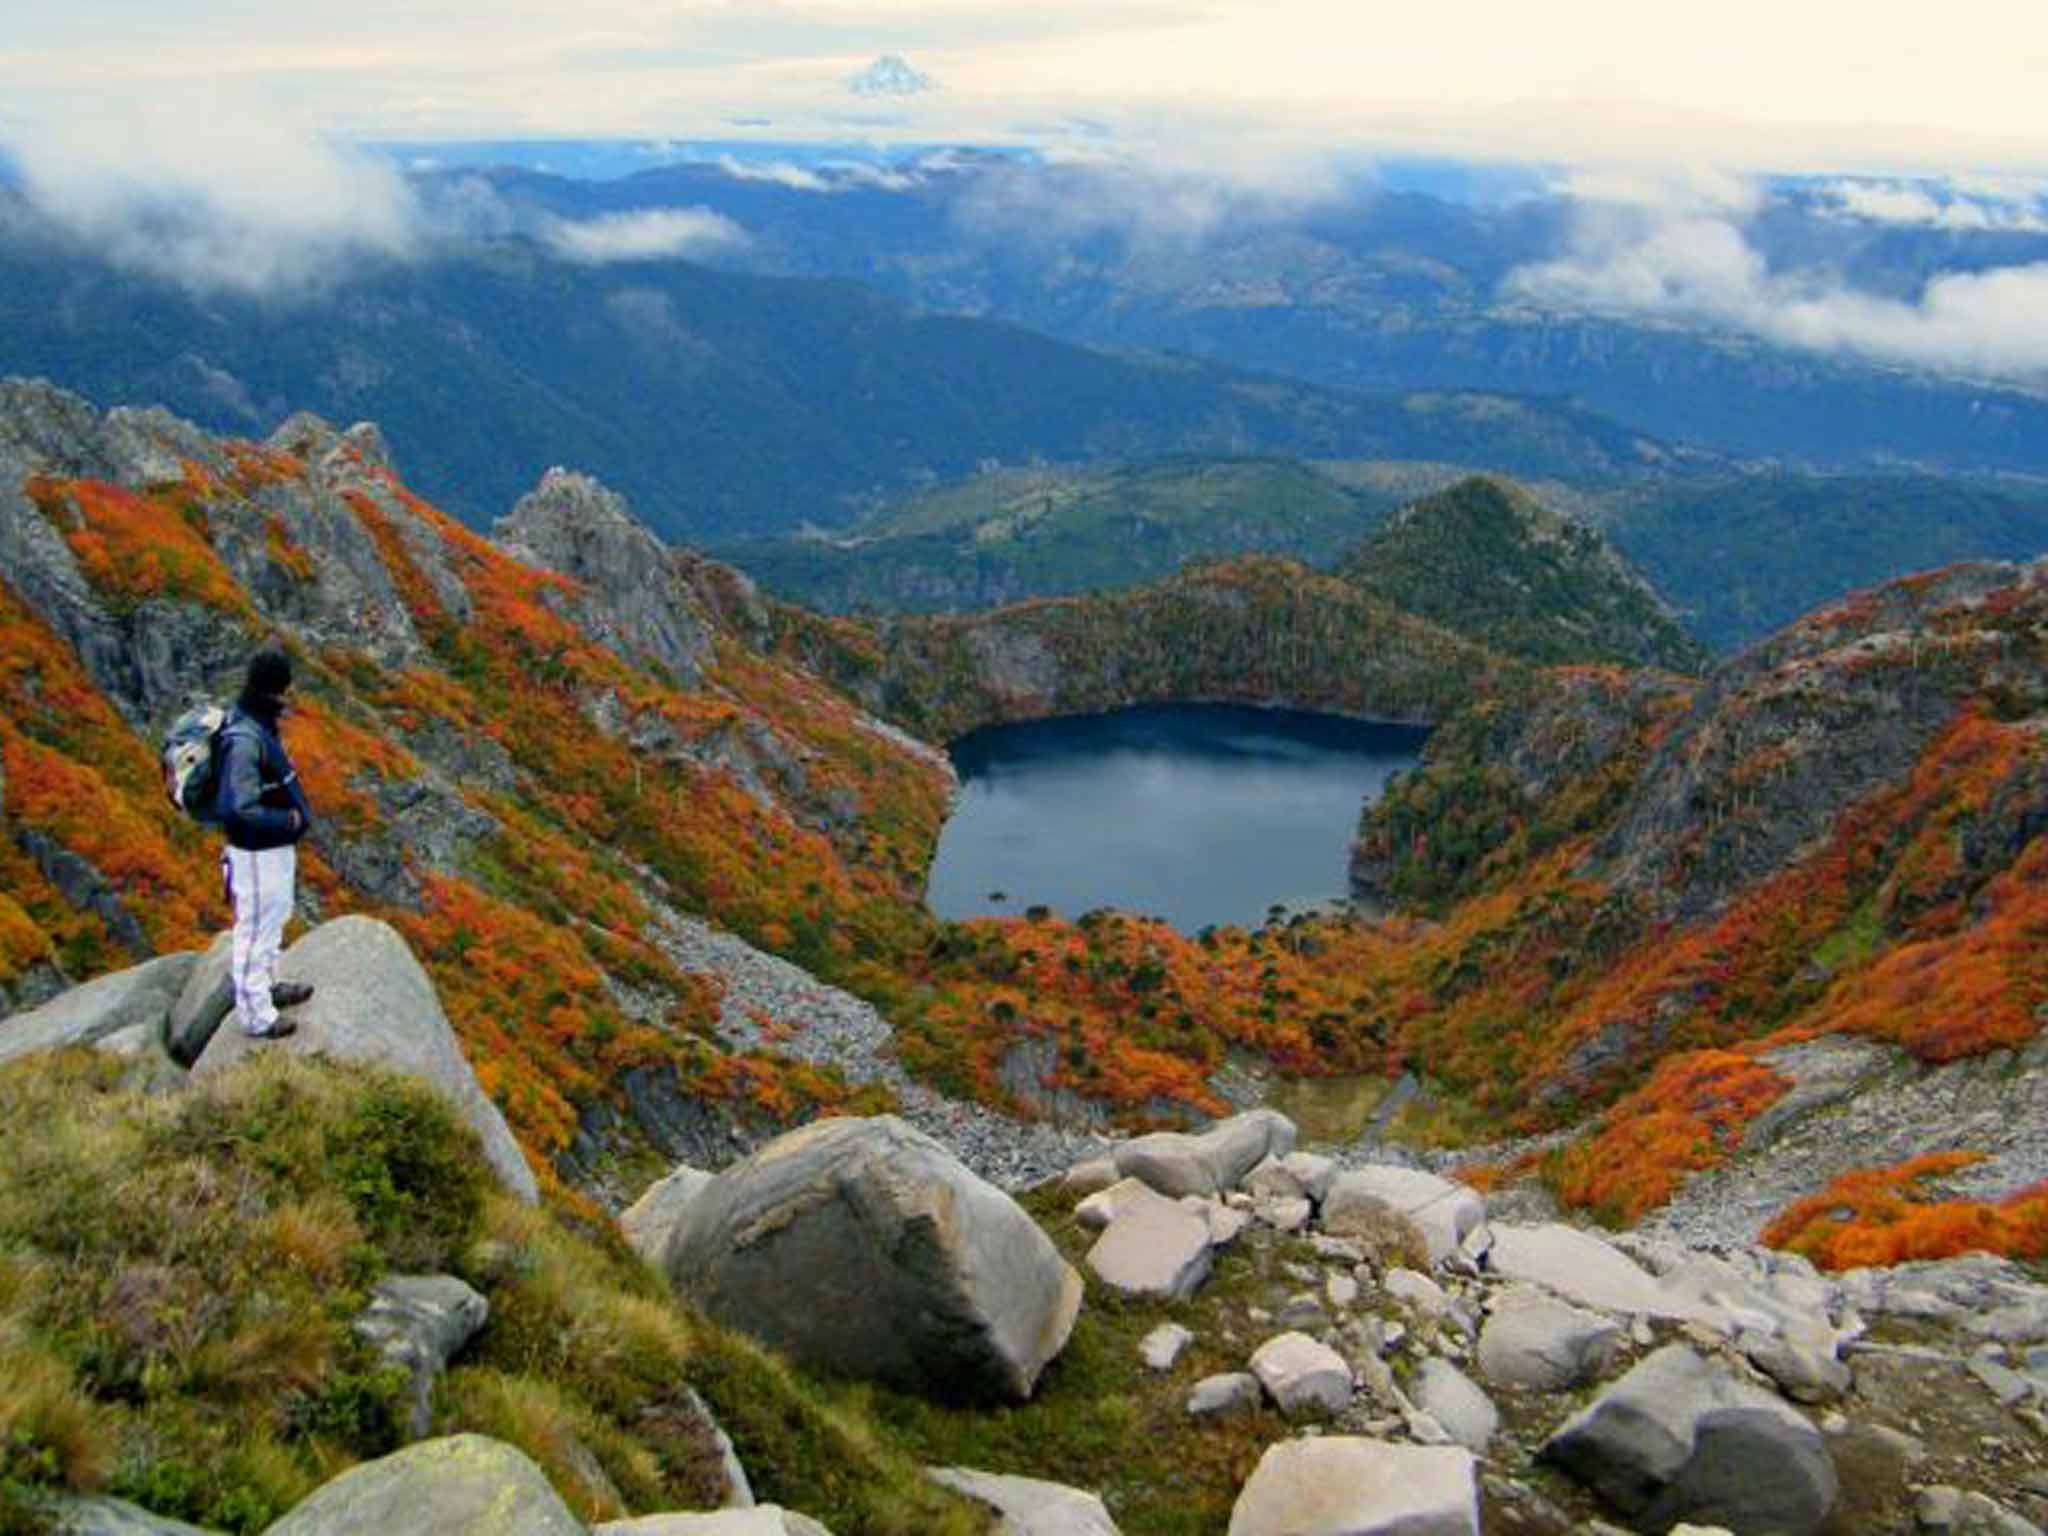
[0,1052,982,1536]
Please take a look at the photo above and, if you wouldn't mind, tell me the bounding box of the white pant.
[224,844,295,1035]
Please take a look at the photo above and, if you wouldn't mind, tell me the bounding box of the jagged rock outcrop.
[494,469,717,688]
[264,1434,583,1536]
[192,918,539,1203]
[662,1115,1082,1402]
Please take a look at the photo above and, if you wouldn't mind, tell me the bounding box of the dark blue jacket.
[215,706,313,852]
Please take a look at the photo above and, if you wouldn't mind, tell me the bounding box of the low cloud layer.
[544,207,746,263]
[3,94,420,293]
[1507,179,2048,386]
[1815,179,2048,234]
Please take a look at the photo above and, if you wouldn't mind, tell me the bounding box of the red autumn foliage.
[1763,1152,2048,1271]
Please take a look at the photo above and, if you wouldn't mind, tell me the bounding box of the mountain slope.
[1337,476,1708,671]
[4,379,2046,1274]
[0,216,1699,541]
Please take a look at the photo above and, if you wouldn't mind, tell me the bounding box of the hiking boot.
[271,981,314,1009]
[246,1018,298,1041]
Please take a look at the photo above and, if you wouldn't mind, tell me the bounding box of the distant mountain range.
[0,201,1700,541]
[459,157,2048,475]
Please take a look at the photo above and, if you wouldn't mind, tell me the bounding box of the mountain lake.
[925,702,1428,933]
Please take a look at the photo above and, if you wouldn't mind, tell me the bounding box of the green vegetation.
[0,1052,979,1536]
[1338,476,1707,672]
[723,457,1396,614]
[1606,472,2048,653]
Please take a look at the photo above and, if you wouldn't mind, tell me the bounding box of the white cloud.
[1815,179,2048,234]
[715,155,833,191]
[544,206,747,262]
[1506,179,2048,385]
[2,91,419,293]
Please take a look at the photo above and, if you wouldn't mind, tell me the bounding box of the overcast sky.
[4,0,2047,171]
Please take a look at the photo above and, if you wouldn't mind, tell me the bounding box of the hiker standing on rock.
[217,647,315,1040]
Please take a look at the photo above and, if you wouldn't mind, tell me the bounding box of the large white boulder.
[192,918,538,1202]
[665,1115,1082,1402]
[1229,1438,1479,1536]
[928,1467,1121,1536]
[0,951,198,1066]
[1324,1167,1484,1265]
[1250,1332,1354,1417]
[265,1435,582,1536]
[1543,1345,1837,1535]
[1112,1110,1296,1199]
[1086,1184,1215,1301]
[1488,1224,1718,1326]
[1476,1285,1623,1391]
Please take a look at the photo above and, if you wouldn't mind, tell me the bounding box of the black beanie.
[242,647,294,707]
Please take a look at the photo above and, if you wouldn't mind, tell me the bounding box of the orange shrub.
[1763,1152,2048,1270]
[1549,1049,1789,1227]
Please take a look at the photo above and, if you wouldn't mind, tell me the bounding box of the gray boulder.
[265,1434,583,1535]
[1412,1359,1498,1453]
[595,1513,829,1536]
[1543,1345,1837,1535]
[1489,1224,1721,1327]
[664,1115,1082,1402]
[928,1467,1121,1535]
[1250,1332,1353,1417]
[1477,1285,1623,1391]
[620,1164,715,1268]
[1112,1109,1296,1199]
[353,1273,490,1439]
[166,931,234,1066]
[1229,1438,1479,1536]
[1324,1167,1484,1265]
[0,951,198,1065]
[1087,1186,1214,1301]
[193,917,538,1203]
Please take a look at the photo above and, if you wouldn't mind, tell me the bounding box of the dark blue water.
[926,703,1428,933]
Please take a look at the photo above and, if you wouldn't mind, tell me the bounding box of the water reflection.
[926,703,1427,933]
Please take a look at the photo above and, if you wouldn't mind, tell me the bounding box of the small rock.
[1278,1292,1328,1332]
[1386,1268,1451,1318]
[1250,1332,1354,1417]
[1140,1324,1194,1373]
[1328,1273,1360,1310]
[1254,1196,1312,1233]
[1971,1357,2035,1408]
[1312,1235,1366,1264]
[1412,1359,1498,1453]
[1742,1329,1852,1405]
[927,1467,1121,1536]
[1244,1156,1309,1204]
[1188,1372,1262,1419]
[1088,1190,1214,1301]
[1476,1285,1621,1391]
[1915,1485,2044,1535]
